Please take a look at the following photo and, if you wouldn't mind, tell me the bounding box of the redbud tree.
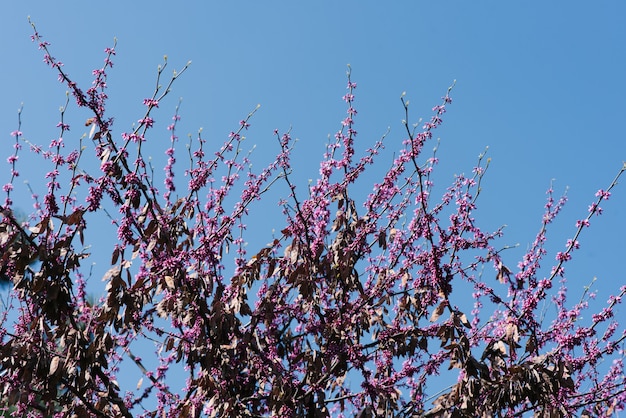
[0,20,625,417]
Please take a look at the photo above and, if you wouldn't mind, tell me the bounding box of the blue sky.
[1,0,625,411]
[2,1,623,302]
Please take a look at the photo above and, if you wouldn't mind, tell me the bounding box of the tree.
[0,20,624,417]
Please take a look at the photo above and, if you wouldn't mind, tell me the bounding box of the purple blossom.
[138,117,154,128]
[143,98,160,107]
[576,219,591,228]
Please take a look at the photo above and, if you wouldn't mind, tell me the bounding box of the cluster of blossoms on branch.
[0,20,624,417]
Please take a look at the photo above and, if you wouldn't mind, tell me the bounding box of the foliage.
[0,20,625,417]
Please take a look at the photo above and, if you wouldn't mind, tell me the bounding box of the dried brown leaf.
[164,275,175,289]
[49,356,60,376]
[377,230,386,249]
[430,301,447,322]
[66,208,84,225]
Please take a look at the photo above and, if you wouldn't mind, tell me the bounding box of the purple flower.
[556,251,571,262]
[143,98,159,108]
[138,117,154,128]
[576,219,591,228]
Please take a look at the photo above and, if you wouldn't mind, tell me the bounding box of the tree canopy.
[0,20,625,417]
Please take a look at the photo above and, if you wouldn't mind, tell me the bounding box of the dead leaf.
[49,356,60,376]
[430,301,447,322]
[164,275,175,289]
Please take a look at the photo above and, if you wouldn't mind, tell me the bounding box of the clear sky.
[1,0,625,411]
